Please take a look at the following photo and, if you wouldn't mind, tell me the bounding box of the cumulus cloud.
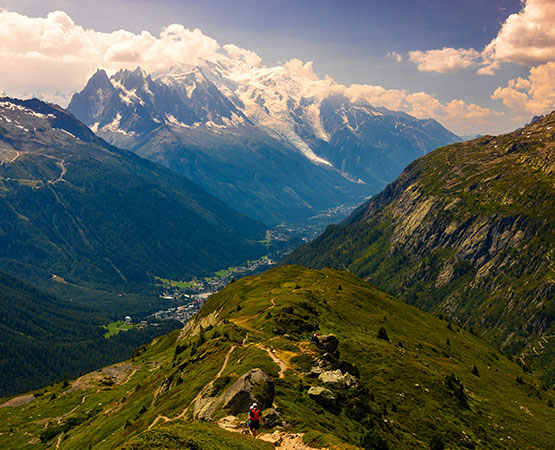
[0,9,220,100]
[408,47,480,73]
[283,58,319,81]
[407,0,555,75]
[481,0,555,72]
[491,61,555,114]
[344,84,407,111]
[222,44,262,67]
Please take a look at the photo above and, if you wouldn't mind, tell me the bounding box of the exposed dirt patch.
[69,362,137,392]
[0,395,34,408]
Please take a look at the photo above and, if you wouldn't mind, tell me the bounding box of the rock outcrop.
[308,386,336,407]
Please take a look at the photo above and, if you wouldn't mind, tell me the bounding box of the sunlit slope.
[2,266,554,449]
[286,113,555,381]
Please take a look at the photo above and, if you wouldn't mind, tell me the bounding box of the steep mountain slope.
[68,65,458,224]
[0,270,180,396]
[285,113,555,380]
[2,266,554,449]
[0,97,266,287]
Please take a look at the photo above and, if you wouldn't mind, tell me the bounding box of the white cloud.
[408,48,480,73]
[408,0,555,75]
[344,84,407,111]
[0,10,220,100]
[387,51,402,63]
[223,44,262,67]
[491,61,555,114]
[283,58,319,81]
[482,0,555,70]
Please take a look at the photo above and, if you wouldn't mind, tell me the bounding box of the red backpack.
[249,408,261,421]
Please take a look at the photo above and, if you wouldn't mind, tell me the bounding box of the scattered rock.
[318,370,358,388]
[263,408,284,428]
[459,431,475,449]
[308,386,336,407]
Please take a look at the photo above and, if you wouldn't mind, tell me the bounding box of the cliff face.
[285,113,555,378]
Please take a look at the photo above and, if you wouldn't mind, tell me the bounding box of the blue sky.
[0,0,553,134]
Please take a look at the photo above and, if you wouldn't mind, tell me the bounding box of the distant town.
[136,202,363,325]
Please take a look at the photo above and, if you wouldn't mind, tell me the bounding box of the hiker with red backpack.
[248,403,262,437]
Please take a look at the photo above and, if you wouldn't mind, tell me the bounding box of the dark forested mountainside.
[0,270,180,396]
[285,113,555,382]
[0,97,267,289]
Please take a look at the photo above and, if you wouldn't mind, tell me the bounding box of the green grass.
[118,421,273,449]
[2,266,555,449]
[154,276,196,289]
[103,321,136,338]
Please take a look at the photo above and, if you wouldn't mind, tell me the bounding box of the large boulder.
[315,334,339,357]
[308,386,336,407]
[318,352,340,370]
[221,369,274,415]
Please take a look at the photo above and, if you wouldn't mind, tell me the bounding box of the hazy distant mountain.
[285,113,555,380]
[0,97,267,287]
[68,65,459,224]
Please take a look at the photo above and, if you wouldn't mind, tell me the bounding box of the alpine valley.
[68,60,459,225]
[285,113,555,383]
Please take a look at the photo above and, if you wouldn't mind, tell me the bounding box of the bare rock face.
[318,369,358,388]
[308,386,336,407]
[221,368,275,415]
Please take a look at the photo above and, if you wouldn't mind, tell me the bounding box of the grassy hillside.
[2,266,554,449]
[285,113,555,382]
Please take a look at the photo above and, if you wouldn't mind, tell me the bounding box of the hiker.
[248,402,262,437]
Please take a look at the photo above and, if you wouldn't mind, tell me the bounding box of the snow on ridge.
[165,114,192,128]
[54,128,77,139]
[111,80,145,106]
[0,101,56,119]
[102,112,134,135]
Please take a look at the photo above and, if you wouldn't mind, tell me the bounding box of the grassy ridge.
[2,266,554,449]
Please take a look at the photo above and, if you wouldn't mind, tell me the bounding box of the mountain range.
[68,64,459,224]
[2,266,554,449]
[285,112,555,382]
[0,97,267,288]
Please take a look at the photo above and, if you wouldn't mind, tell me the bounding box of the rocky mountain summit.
[68,65,458,224]
[285,112,555,381]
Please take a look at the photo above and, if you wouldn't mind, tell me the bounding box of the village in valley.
[125,204,362,327]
